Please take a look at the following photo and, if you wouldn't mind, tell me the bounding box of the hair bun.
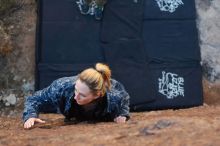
[95,63,111,90]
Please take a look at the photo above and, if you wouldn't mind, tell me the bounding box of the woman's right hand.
[24,118,45,129]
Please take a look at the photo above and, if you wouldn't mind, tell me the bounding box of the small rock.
[139,127,155,136]
[153,119,174,129]
[22,81,34,93]
[4,94,17,106]
[5,102,10,106]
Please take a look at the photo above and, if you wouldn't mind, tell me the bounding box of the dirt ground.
[0,105,220,146]
[3,79,220,146]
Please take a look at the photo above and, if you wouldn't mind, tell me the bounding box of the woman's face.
[74,79,99,105]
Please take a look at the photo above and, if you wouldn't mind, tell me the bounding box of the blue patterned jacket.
[23,76,130,122]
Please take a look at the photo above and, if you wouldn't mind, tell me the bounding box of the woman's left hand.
[114,116,126,123]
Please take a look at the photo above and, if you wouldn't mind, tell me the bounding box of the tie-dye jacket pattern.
[22,76,130,122]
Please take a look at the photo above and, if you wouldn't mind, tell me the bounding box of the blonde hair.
[78,63,111,97]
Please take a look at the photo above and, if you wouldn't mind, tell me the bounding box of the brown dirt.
[203,79,220,105]
[0,105,220,146]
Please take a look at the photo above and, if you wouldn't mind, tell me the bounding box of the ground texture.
[0,105,220,146]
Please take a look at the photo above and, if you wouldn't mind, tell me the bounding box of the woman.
[23,63,130,129]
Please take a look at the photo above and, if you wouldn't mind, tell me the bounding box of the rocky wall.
[0,0,36,116]
[195,0,220,105]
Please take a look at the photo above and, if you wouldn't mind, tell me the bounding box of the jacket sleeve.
[110,80,130,120]
[22,80,63,122]
[119,93,130,120]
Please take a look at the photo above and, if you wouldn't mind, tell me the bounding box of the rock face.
[0,0,36,115]
[195,0,220,104]
[196,0,220,82]
[0,0,220,115]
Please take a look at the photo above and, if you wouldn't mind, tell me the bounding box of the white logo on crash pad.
[155,0,184,13]
[158,71,184,99]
